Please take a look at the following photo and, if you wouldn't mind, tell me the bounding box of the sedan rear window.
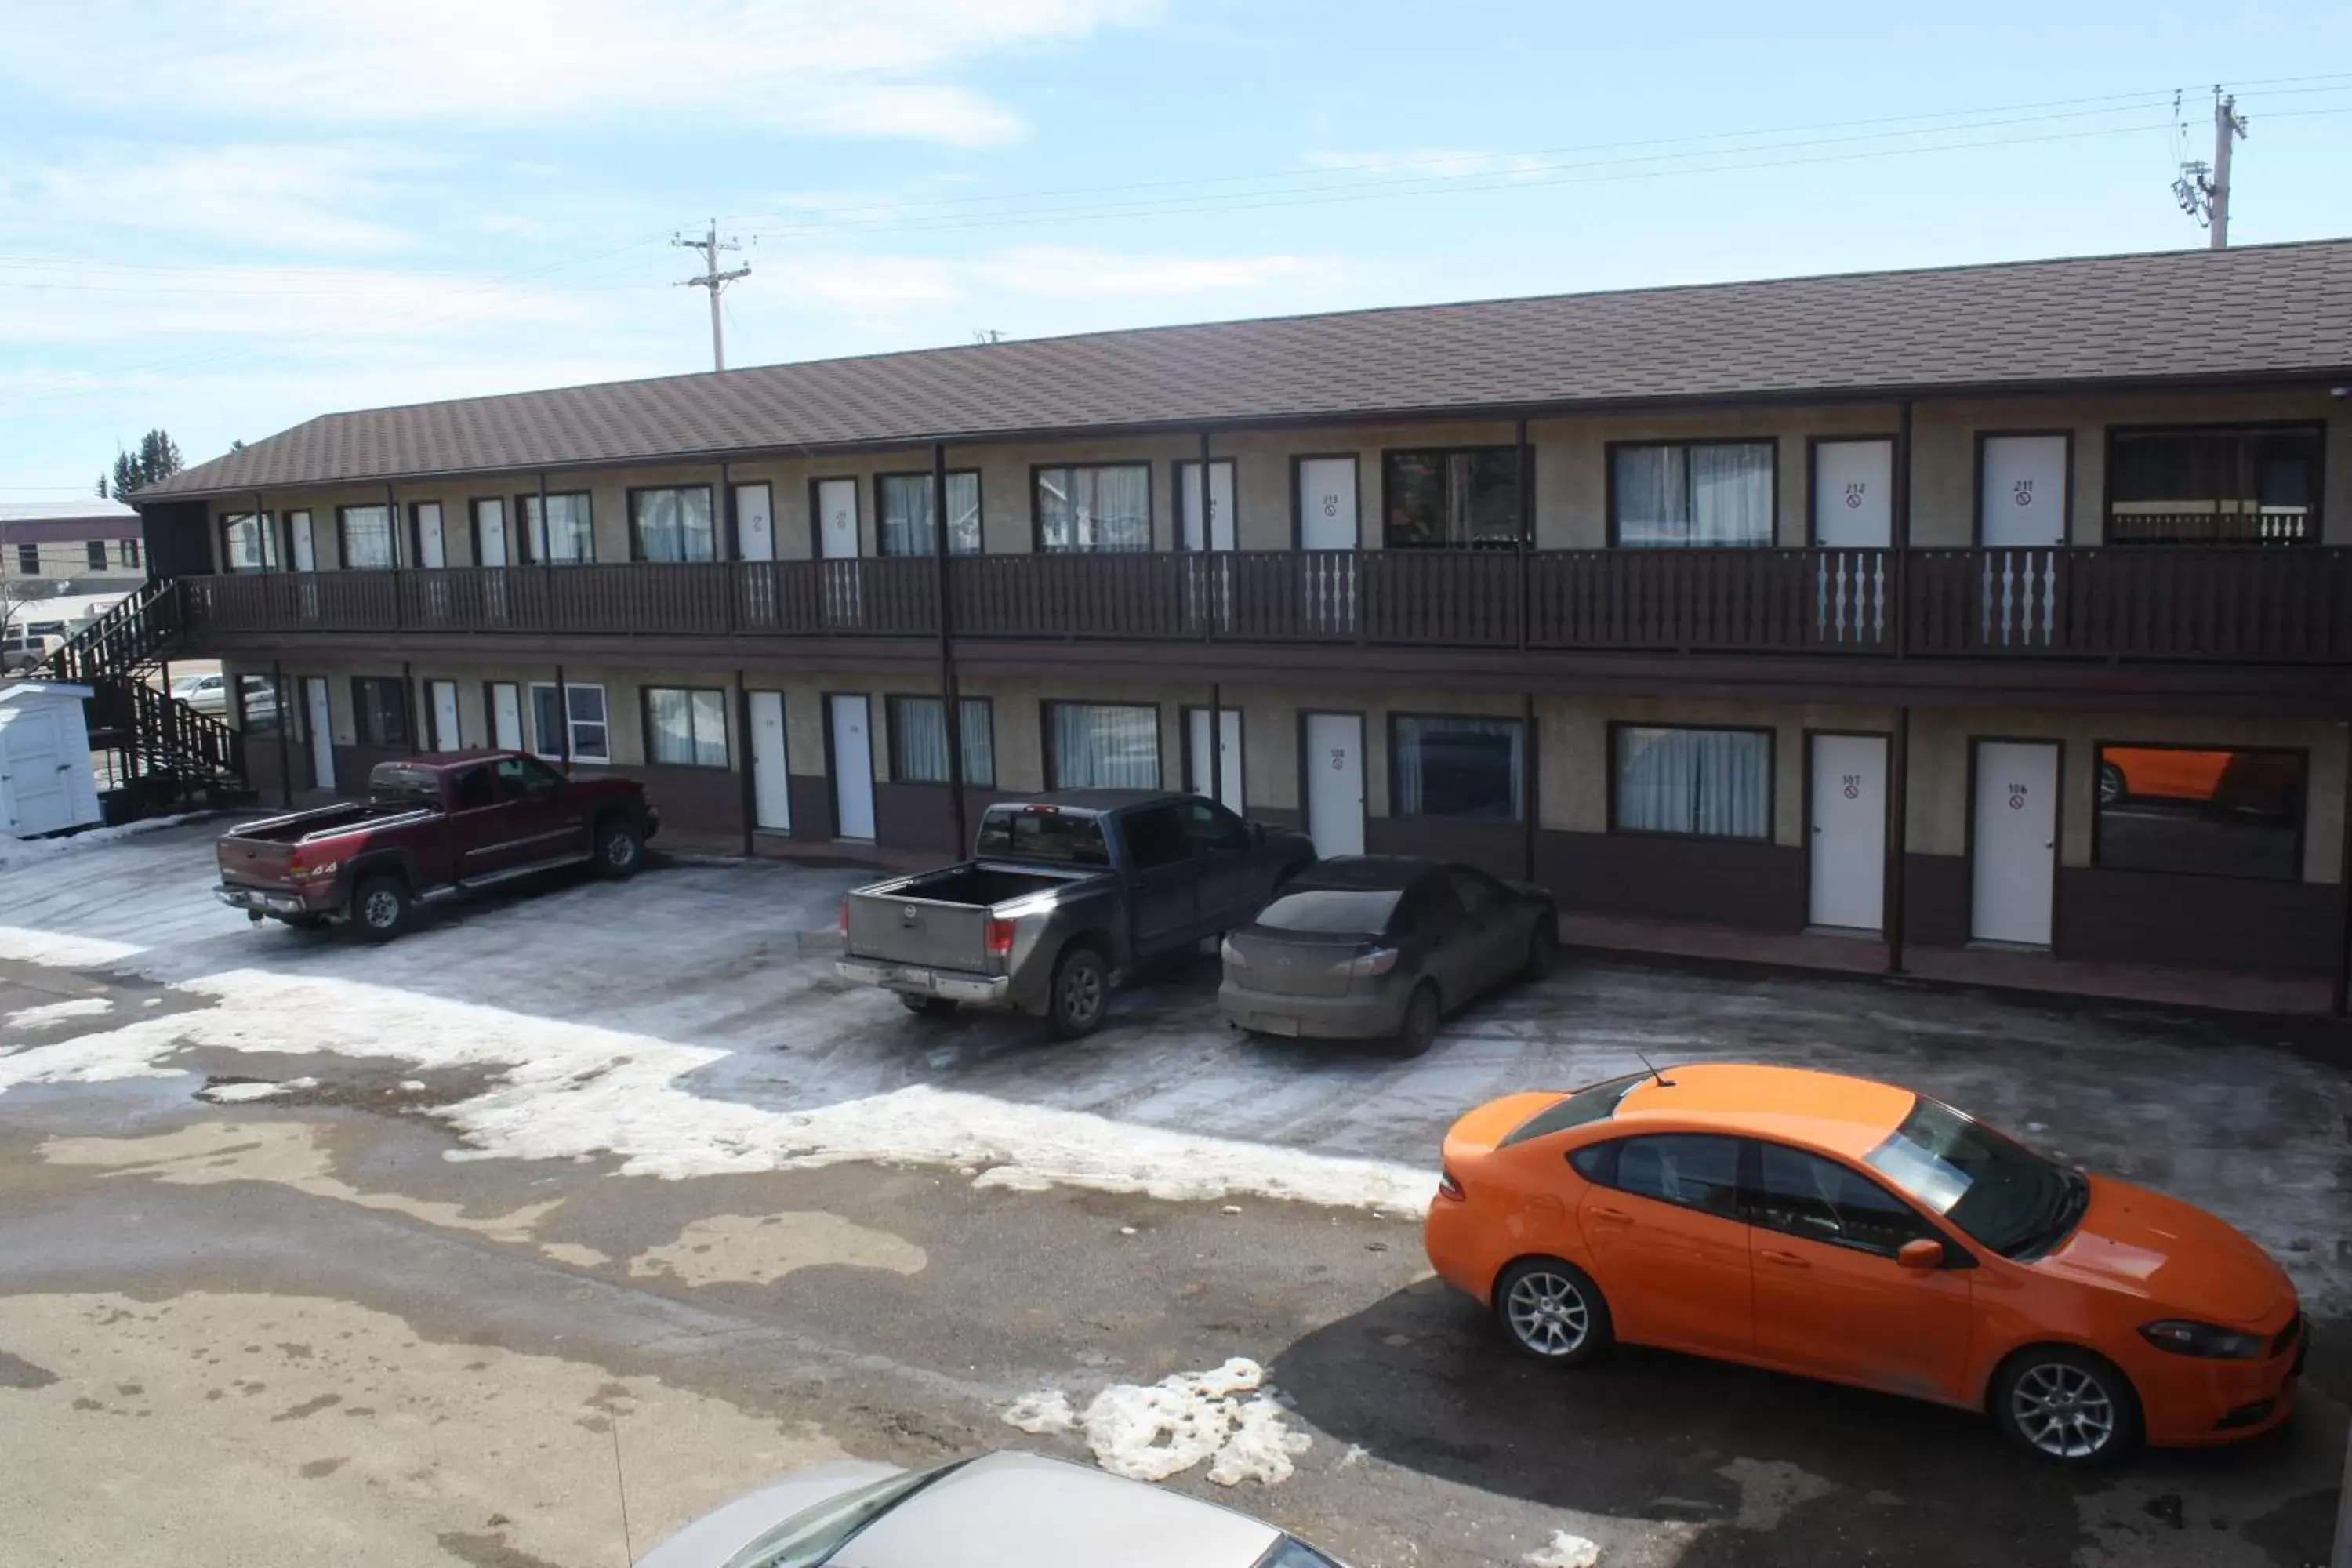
[1255,888,1404,934]
[976,807,1109,866]
[1500,1073,1646,1146]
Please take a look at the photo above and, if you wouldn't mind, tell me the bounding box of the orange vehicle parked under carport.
[1423,1064,2305,1465]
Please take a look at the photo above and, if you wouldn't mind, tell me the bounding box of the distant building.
[0,499,147,597]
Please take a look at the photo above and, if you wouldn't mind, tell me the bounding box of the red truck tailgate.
[217,836,299,891]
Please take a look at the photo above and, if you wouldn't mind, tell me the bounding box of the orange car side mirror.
[1896,1237,1946,1271]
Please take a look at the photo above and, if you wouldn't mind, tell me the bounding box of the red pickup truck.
[215,750,659,940]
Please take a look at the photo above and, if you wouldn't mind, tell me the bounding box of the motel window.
[220,512,277,572]
[530,682,608,763]
[1612,441,1776,547]
[1045,702,1159,789]
[1385,449,1523,549]
[1036,464,1151,553]
[520,493,596,564]
[1392,714,1524,820]
[2094,745,2304,881]
[236,674,284,739]
[351,677,411,748]
[630,486,717,562]
[118,538,141,568]
[887,695,995,787]
[878,472,982,556]
[13,543,38,576]
[1613,725,1771,840]
[2107,426,2322,545]
[85,540,109,572]
[644,687,729,768]
[339,504,397,570]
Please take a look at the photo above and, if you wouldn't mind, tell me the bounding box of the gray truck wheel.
[350,876,412,943]
[1047,946,1110,1040]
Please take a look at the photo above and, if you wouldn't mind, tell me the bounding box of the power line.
[672,220,750,372]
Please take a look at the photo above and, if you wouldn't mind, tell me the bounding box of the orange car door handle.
[1758,1248,1811,1269]
[1588,1206,1634,1225]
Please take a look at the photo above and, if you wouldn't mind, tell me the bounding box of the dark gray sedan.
[632,1450,1345,1568]
[1219,856,1558,1056]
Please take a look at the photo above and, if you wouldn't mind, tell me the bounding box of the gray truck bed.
[845,860,1102,972]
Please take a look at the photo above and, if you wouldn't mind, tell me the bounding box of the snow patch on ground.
[0,815,200,872]
[0,924,143,969]
[1526,1532,1602,1568]
[1000,1358,1311,1487]
[195,1076,316,1103]
[4,996,114,1029]
[0,964,1432,1211]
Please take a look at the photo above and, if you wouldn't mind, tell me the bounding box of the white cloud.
[1303,147,1560,183]
[2,143,426,255]
[7,0,1162,147]
[764,244,1318,311]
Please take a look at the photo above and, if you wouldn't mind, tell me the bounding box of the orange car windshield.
[1864,1098,2077,1258]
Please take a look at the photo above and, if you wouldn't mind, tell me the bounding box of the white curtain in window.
[343,506,395,568]
[1041,466,1150,552]
[526,495,595,564]
[634,488,713,562]
[1051,704,1158,788]
[1615,727,1769,837]
[1690,445,1774,545]
[892,697,949,781]
[1393,717,1523,818]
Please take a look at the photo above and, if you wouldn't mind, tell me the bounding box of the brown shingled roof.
[148,239,2352,499]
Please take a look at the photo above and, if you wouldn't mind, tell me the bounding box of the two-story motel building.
[127,239,2352,1007]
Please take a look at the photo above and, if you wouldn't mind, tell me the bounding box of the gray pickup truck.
[837,790,1317,1038]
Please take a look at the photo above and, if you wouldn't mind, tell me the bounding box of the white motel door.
[1303,712,1364,858]
[475,500,510,567]
[289,510,317,572]
[304,677,335,791]
[750,690,792,831]
[1296,457,1359,633]
[1980,437,2069,547]
[829,693,876,840]
[490,682,523,750]
[817,478,862,626]
[430,680,462,752]
[1971,740,2060,946]
[1812,440,1892,644]
[1808,734,1887,931]
[415,503,447,568]
[1187,707,1244,810]
[1178,460,1236,552]
[736,483,775,561]
[817,479,860,558]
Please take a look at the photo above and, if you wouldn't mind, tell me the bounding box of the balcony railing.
[178,546,2352,662]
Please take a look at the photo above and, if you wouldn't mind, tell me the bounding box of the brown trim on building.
[1539,829,1806,930]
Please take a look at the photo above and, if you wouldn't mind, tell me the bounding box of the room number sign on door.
[2008,782,2029,808]
[1842,775,1861,799]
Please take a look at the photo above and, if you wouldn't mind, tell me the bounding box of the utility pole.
[2173,88,2249,248]
[673,220,750,371]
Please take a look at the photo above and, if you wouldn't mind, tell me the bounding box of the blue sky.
[2,0,2348,499]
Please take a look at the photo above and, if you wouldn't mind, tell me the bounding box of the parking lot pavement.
[0,822,2347,1566]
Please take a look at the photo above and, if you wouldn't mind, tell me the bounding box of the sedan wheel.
[1995,1349,2139,1464]
[1494,1257,1611,1366]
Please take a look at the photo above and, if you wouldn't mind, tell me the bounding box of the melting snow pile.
[1003,1357,1310,1487]
[1526,1533,1602,1568]
[196,1077,318,1104]
[4,997,115,1029]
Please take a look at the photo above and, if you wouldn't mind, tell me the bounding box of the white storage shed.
[0,682,102,839]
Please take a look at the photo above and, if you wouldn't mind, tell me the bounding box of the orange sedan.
[1424,1064,2305,1464]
